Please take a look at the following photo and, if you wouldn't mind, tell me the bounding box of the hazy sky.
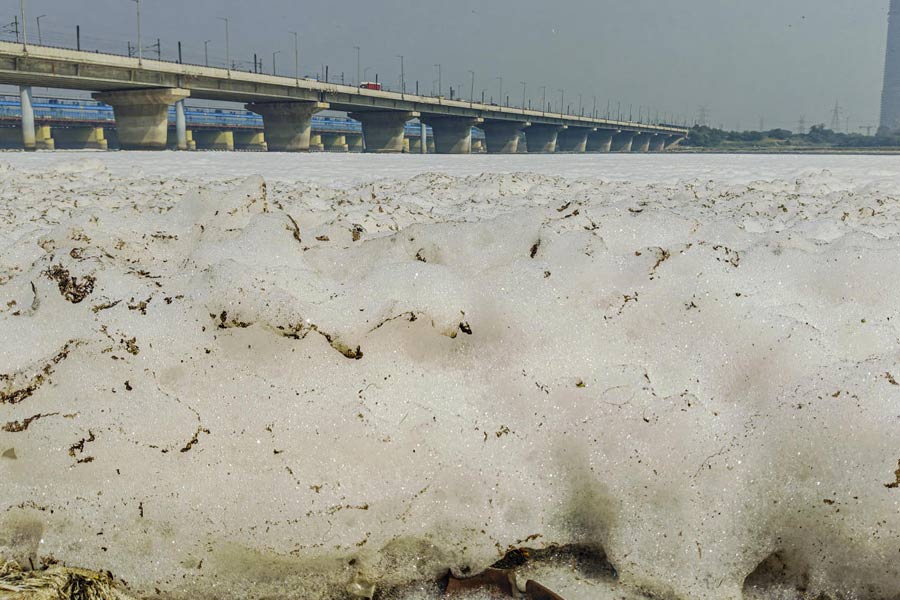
[10,0,892,131]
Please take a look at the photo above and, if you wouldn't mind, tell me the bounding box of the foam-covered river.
[1,153,899,600]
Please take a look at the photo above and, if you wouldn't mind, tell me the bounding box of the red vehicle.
[359,82,382,91]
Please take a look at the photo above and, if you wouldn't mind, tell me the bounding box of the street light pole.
[35,14,45,45]
[353,46,360,86]
[218,16,230,72]
[468,70,475,103]
[434,64,442,97]
[540,86,547,114]
[204,40,211,67]
[520,81,526,110]
[290,31,299,83]
[272,50,280,75]
[558,89,565,114]
[19,0,26,50]
[396,55,405,93]
[496,76,502,107]
[129,0,142,64]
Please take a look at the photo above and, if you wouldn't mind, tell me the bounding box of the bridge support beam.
[632,133,652,153]
[234,130,267,151]
[52,127,107,150]
[556,128,590,153]
[322,133,348,152]
[19,86,35,151]
[587,130,614,153]
[194,129,234,151]
[611,131,635,152]
[420,122,427,154]
[93,88,190,151]
[246,101,328,152]
[649,134,667,152]
[421,116,482,154]
[349,111,419,153]
[481,120,526,154]
[525,124,564,153]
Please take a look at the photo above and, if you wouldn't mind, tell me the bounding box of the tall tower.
[879,0,900,134]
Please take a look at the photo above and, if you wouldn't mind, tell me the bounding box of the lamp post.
[19,0,26,50]
[578,93,583,117]
[35,14,45,45]
[204,40,212,66]
[130,0,142,64]
[540,86,547,115]
[434,64,441,97]
[353,46,360,86]
[290,31,299,83]
[468,70,475,103]
[217,16,230,72]
[396,55,405,93]
[272,50,280,75]
[496,76,502,107]
[520,81,526,110]
[558,89,565,114]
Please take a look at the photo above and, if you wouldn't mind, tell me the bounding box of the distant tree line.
[682,124,900,148]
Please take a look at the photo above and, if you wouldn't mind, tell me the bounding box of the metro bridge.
[0,41,688,153]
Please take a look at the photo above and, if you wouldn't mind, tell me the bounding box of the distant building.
[880,0,900,134]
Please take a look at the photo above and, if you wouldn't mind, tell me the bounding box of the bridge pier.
[665,135,685,150]
[322,133,348,152]
[35,125,55,150]
[234,130,267,151]
[421,116,482,154]
[632,133,652,153]
[649,134,667,152]
[310,133,325,151]
[556,128,590,153]
[53,126,107,150]
[587,130,614,153]
[349,111,419,153]
[408,136,422,153]
[472,138,484,153]
[246,101,328,152]
[93,88,190,151]
[175,99,188,151]
[481,120,527,154]
[194,129,234,151]
[347,133,364,152]
[525,124,564,153]
[19,86,36,151]
[611,131,635,152]
[420,122,427,154]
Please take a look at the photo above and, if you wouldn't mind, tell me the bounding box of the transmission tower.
[830,100,842,131]
[797,116,807,134]
[696,105,710,127]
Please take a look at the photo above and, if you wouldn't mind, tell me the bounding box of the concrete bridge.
[0,41,687,153]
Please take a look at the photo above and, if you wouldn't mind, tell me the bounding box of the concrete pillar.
[309,134,324,152]
[556,128,590,153]
[35,125,54,150]
[632,133,652,153]
[525,124,563,153]
[93,88,190,150]
[408,137,422,153]
[347,133,364,153]
[186,130,197,151]
[481,120,526,154]
[19,86,35,151]
[611,131,635,152]
[234,130,267,151]
[52,126,108,150]
[649,134,667,152]
[194,129,234,151]
[175,99,187,151]
[420,122,427,154]
[349,111,419,153]
[665,135,684,150]
[420,116,482,154]
[403,138,410,153]
[245,101,329,152]
[472,139,484,153]
[322,133,348,152]
[427,138,436,153]
[587,130,615,153]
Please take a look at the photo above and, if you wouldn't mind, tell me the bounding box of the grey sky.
[11,0,892,131]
